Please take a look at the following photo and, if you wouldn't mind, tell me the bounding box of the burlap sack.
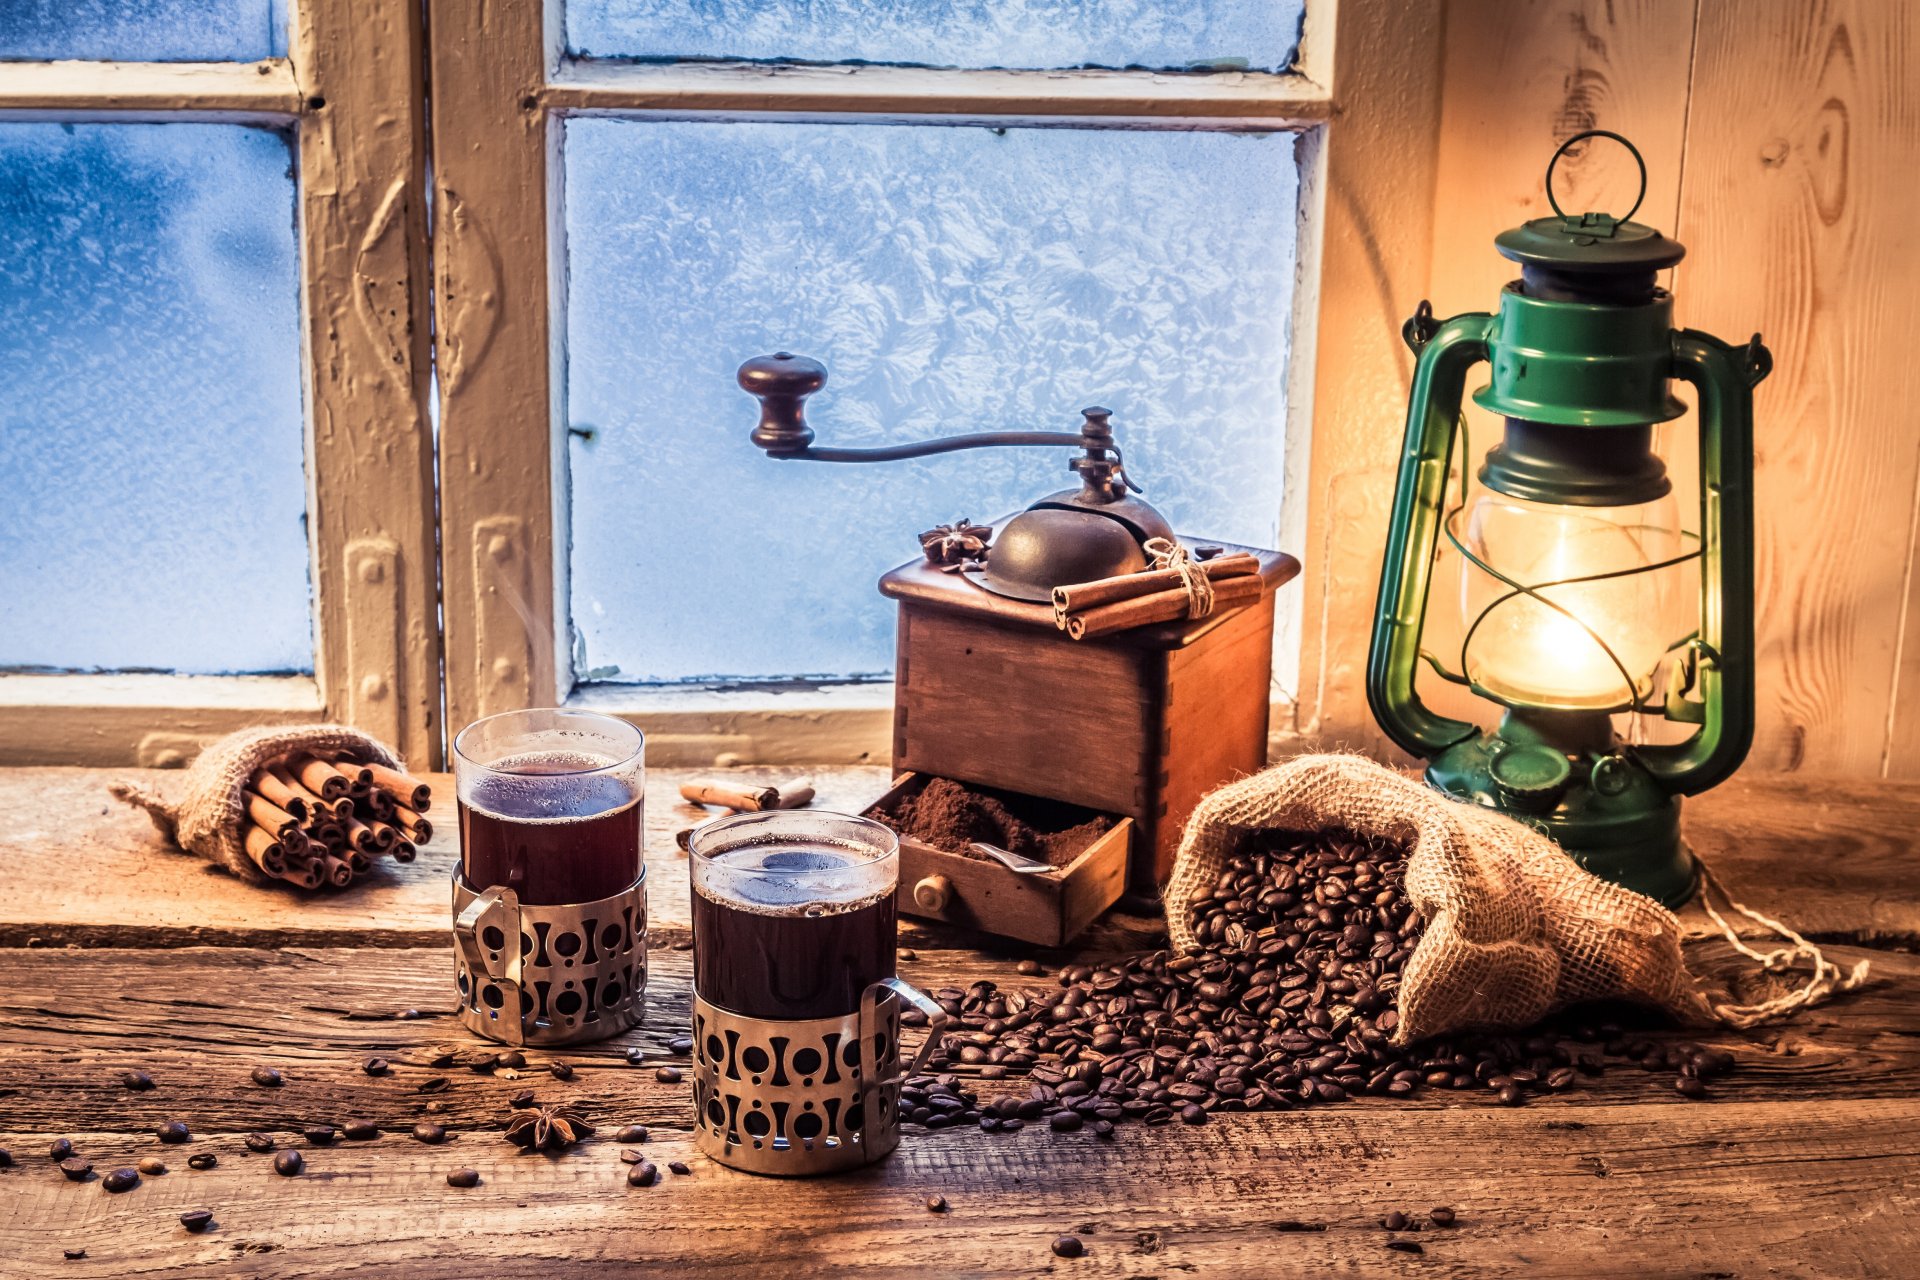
[1167,754,1867,1043]
[109,724,402,885]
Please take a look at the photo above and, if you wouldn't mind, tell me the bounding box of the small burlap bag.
[109,724,402,885]
[1167,754,1867,1043]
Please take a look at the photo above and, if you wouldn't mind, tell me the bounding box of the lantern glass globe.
[1458,489,1691,710]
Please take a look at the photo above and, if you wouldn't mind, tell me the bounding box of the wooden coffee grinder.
[736,353,1299,931]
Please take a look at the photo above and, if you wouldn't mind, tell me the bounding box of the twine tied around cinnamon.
[1142,536,1215,620]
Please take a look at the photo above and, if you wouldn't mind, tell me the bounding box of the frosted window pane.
[564,120,1298,684]
[565,0,1302,71]
[0,124,311,675]
[0,0,284,61]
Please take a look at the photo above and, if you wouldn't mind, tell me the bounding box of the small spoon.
[970,842,1056,875]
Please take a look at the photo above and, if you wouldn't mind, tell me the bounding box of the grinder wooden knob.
[737,352,826,454]
[912,874,953,915]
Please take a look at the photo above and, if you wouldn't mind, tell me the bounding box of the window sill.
[0,673,324,767]
[566,681,896,768]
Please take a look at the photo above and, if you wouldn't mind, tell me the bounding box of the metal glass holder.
[692,978,950,1177]
[452,869,648,1047]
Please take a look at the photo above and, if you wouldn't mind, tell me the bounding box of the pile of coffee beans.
[906,827,1735,1134]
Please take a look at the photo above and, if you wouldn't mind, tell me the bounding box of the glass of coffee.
[450,708,647,1047]
[688,810,948,1176]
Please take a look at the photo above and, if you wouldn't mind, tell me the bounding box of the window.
[0,0,438,765]
[432,0,1329,751]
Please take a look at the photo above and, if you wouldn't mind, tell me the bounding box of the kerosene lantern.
[1368,131,1771,906]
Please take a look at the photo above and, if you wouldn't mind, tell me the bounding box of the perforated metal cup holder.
[452,869,647,1047]
[691,977,949,1176]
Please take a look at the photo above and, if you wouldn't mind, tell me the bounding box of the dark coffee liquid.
[458,751,643,905]
[692,844,896,1021]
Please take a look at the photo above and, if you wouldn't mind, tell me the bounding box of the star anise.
[918,519,993,569]
[504,1102,594,1152]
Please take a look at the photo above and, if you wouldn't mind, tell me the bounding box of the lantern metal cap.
[1495,131,1686,276]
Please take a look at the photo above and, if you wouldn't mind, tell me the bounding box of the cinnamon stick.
[280,860,323,890]
[775,784,816,810]
[346,817,380,854]
[319,853,354,888]
[367,820,400,850]
[344,847,371,876]
[242,824,285,876]
[1051,552,1260,620]
[680,782,780,812]
[250,768,310,821]
[243,790,302,839]
[367,763,431,811]
[1065,573,1264,641]
[391,838,417,863]
[280,827,312,858]
[329,756,375,786]
[393,804,432,842]
[268,763,326,816]
[292,754,351,801]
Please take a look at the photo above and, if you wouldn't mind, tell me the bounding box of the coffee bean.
[1016,960,1044,976]
[137,1157,167,1176]
[179,1209,214,1233]
[510,1090,538,1109]
[0,1149,12,1168]
[157,1121,191,1144]
[1180,1103,1209,1125]
[63,1250,85,1260]
[245,1133,275,1153]
[625,1047,646,1066]
[1048,1110,1083,1132]
[50,1138,74,1160]
[628,1161,658,1187]
[667,1161,691,1176]
[899,948,917,961]
[496,1051,526,1069]
[620,1149,645,1165]
[1674,1075,1708,1099]
[668,1036,695,1055]
[363,1057,390,1076]
[447,1168,481,1188]
[60,1157,92,1181]
[188,1153,218,1171]
[305,1126,337,1146]
[418,1076,451,1094]
[429,1049,459,1068]
[344,1122,380,1141]
[1381,1211,1408,1231]
[550,1062,575,1081]
[412,1123,447,1145]
[103,1168,140,1193]
[1273,1221,1326,1233]
[251,1066,283,1087]
[1386,1240,1424,1254]
[122,1070,155,1091]
[1051,1235,1085,1258]
[1429,1206,1456,1227]
[926,1195,948,1213]
[655,1067,682,1084]
[273,1150,304,1177]
[616,1125,650,1144]
[1496,1084,1525,1107]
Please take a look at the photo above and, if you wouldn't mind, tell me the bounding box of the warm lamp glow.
[1459,491,1689,709]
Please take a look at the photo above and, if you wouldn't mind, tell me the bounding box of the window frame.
[0,1,442,767]
[431,0,1386,764]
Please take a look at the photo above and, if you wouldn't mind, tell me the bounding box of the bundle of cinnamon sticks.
[1052,551,1263,641]
[239,753,433,890]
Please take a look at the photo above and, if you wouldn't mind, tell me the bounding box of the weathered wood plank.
[0,943,1908,1138]
[0,767,896,947]
[4,768,1913,949]
[1,1099,1913,1279]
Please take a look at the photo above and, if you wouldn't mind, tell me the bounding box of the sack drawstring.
[1694,857,1871,1028]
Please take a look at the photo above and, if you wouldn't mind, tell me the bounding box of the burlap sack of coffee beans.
[109,724,401,885]
[1167,753,1866,1043]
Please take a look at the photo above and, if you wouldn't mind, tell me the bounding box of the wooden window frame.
[0,3,442,768]
[432,0,1443,765]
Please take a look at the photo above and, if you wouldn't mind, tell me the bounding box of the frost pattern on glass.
[565,0,1301,71]
[564,120,1298,684]
[0,124,311,675]
[0,0,284,61]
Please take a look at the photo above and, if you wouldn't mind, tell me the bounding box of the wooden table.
[1,766,1915,1277]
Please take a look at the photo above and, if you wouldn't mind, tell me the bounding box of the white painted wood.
[0,59,300,119]
[0,674,323,766]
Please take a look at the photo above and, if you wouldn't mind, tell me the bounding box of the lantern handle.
[1545,129,1648,228]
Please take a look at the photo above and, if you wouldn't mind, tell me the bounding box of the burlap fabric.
[109,724,401,885]
[1167,754,1866,1043]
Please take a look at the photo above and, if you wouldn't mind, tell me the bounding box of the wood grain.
[2,1099,1912,1279]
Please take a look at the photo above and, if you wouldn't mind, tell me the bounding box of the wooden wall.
[1301,0,1920,779]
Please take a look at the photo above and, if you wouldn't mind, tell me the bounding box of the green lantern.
[1367,131,1773,907]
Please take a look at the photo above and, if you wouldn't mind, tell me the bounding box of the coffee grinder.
[735,354,1299,927]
